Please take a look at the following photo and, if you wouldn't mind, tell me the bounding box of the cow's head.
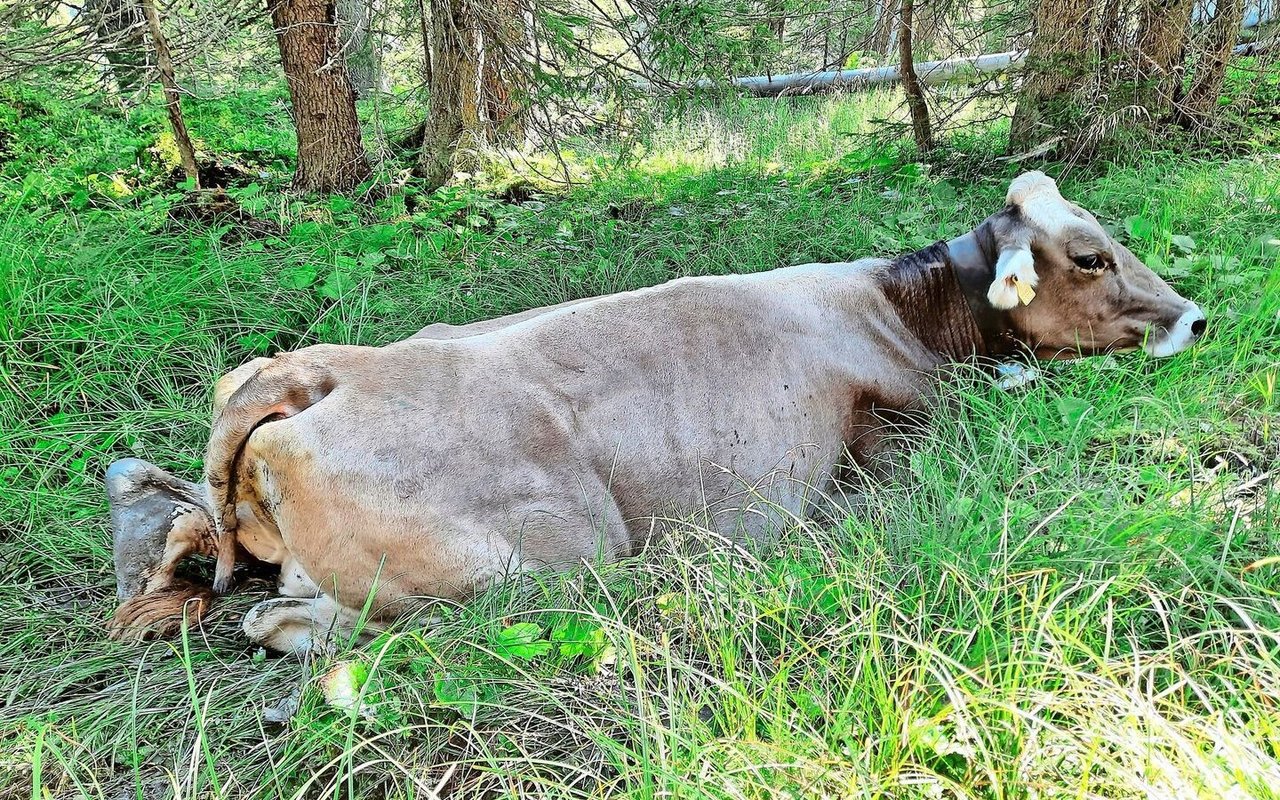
[953,171,1205,359]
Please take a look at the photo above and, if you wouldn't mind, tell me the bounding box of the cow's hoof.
[243,595,384,656]
[243,598,325,656]
[106,458,215,601]
[108,580,214,642]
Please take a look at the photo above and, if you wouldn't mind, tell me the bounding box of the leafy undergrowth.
[2,90,1279,798]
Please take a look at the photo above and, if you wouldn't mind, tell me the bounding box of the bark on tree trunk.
[416,0,526,186]
[336,0,377,99]
[480,0,526,140]
[1133,0,1196,119]
[139,0,199,189]
[1009,0,1098,152]
[1096,0,1125,62]
[417,0,466,189]
[457,10,483,151]
[898,0,934,152]
[86,0,148,94]
[1176,0,1246,124]
[416,0,433,85]
[267,0,372,193]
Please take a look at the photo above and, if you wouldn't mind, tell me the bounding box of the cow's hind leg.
[106,458,217,601]
[242,594,385,655]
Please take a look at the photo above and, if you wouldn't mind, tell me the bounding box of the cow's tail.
[205,354,337,593]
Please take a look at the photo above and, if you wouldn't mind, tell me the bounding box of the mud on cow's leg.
[242,594,385,656]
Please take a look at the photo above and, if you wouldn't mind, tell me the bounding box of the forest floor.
[2,85,1280,798]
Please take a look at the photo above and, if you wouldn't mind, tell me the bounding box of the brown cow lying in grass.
[105,171,1206,653]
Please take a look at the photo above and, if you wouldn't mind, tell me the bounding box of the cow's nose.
[1144,304,1206,357]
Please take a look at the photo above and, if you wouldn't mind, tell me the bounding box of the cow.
[105,171,1206,653]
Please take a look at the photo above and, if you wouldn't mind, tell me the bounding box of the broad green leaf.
[237,332,273,354]
[279,265,318,290]
[550,616,606,659]
[494,623,552,661]
[1056,396,1092,428]
[433,674,483,715]
[1124,215,1155,240]
[318,270,357,300]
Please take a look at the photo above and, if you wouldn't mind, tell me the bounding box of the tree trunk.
[417,0,466,189]
[336,0,377,99]
[1176,0,1246,124]
[1009,0,1099,152]
[85,0,148,94]
[1096,0,1125,62]
[457,9,484,151]
[480,0,526,140]
[416,0,526,186]
[267,0,372,193]
[898,0,934,152]
[1132,0,1196,119]
[869,0,901,57]
[138,0,199,189]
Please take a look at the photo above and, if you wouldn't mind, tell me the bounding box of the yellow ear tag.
[1013,278,1036,306]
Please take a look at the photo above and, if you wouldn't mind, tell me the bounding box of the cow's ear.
[987,246,1038,310]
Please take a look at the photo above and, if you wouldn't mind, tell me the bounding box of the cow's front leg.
[242,593,386,655]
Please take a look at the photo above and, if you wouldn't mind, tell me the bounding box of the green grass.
[1,89,1279,798]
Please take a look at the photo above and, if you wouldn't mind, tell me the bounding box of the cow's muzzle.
[1144,304,1207,358]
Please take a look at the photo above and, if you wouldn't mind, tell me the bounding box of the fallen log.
[1232,38,1277,56]
[644,38,1270,98]
[637,51,1024,97]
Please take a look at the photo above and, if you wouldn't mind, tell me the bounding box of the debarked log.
[642,39,1270,97]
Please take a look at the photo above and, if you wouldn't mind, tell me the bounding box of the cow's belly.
[240,412,628,611]
[596,414,848,542]
[241,392,850,608]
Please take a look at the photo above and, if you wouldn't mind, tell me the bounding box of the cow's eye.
[1072,254,1105,272]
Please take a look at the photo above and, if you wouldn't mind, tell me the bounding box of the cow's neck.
[946,223,1018,357]
[877,238,997,362]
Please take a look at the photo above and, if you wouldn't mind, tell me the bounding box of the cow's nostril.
[1191,318,1206,337]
